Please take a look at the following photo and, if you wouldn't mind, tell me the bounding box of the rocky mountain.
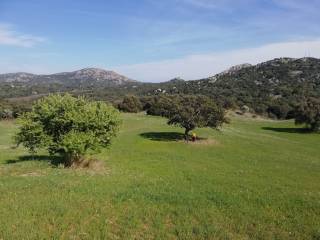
[151,57,319,91]
[218,63,252,76]
[0,73,37,83]
[201,57,320,99]
[0,68,135,87]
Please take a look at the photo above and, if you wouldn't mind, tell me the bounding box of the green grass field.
[0,113,319,239]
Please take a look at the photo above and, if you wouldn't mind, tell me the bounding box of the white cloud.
[113,39,320,82]
[0,24,45,47]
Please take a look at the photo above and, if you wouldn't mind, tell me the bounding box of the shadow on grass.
[140,132,185,141]
[262,127,312,134]
[5,155,64,166]
[140,132,207,142]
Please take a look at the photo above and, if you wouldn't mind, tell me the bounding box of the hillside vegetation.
[0,113,319,239]
[143,57,320,118]
[1,57,319,119]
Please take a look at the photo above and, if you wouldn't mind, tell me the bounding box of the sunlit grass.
[0,113,319,239]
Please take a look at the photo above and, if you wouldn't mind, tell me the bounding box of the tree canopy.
[15,94,121,166]
[118,95,143,113]
[294,97,320,132]
[151,95,228,139]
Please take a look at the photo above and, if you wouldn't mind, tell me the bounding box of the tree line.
[117,94,320,133]
[10,93,320,168]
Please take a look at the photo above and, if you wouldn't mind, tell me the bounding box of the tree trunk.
[64,153,72,167]
[184,129,190,141]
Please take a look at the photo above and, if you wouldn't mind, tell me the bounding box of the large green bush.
[15,94,121,166]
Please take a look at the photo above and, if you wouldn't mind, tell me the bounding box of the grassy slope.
[0,113,319,239]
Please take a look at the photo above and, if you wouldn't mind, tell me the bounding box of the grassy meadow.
[0,113,319,239]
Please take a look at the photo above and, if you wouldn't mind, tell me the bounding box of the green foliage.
[267,101,291,119]
[146,95,228,137]
[145,96,173,116]
[166,95,228,137]
[15,94,121,165]
[140,58,320,119]
[14,112,50,154]
[294,97,320,132]
[118,95,143,113]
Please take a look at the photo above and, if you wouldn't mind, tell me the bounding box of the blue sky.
[1,0,320,81]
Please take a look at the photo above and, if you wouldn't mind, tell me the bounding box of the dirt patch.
[186,139,219,146]
[70,158,108,175]
[19,171,44,177]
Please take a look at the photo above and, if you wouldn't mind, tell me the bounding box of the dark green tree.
[145,96,173,117]
[15,94,121,166]
[164,95,228,139]
[118,95,143,113]
[294,97,320,132]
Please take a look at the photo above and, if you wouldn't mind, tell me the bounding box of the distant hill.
[137,57,320,118]
[216,63,253,77]
[198,57,320,108]
[147,57,319,93]
[1,57,320,118]
[0,68,136,87]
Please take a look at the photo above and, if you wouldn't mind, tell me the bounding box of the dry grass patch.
[20,171,45,177]
[188,139,219,146]
[70,158,109,175]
